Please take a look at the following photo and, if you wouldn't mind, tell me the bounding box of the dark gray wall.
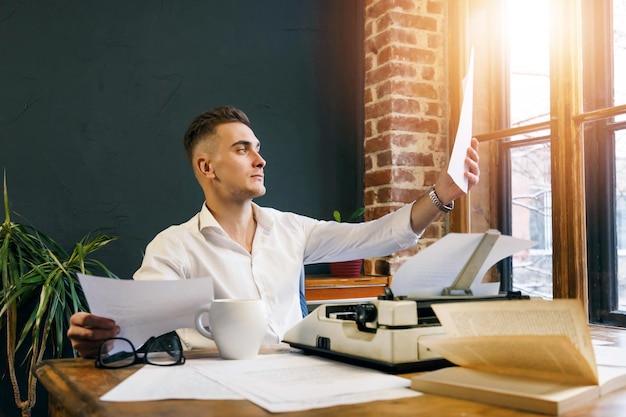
[0,0,364,279]
[0,2,363,416]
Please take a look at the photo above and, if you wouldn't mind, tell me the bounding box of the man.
[68,106,480,358]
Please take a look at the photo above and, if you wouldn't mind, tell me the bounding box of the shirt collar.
[197,202,272,232]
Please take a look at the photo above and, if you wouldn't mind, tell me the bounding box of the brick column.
[363,0,449,276]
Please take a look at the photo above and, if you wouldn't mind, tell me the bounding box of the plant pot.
[330,259,363,278]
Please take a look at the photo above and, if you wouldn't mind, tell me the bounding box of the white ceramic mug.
[194,299,267,360]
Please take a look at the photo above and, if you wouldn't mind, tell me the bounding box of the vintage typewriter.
[283,230,531,373]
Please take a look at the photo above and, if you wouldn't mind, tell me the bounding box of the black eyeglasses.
[96,331,185,369]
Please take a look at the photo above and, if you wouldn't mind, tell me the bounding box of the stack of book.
[410,299,626,415]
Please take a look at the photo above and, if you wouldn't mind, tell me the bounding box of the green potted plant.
[330,207,365,277]
[0,173,119,417]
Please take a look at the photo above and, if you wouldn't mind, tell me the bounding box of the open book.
[410,299,626,415]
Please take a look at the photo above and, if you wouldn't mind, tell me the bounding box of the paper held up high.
[447,48,475,193]
[390,231,537,298]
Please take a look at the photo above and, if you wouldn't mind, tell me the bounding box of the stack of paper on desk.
[410,299,626,415]
[100,352,419,412]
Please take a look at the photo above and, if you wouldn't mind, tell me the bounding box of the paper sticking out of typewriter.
[283,230,536,373]
[391,229,537,299]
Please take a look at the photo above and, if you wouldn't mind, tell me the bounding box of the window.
[451,0,626,324]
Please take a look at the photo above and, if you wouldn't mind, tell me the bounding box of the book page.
[422,335,598,385]
[430,299,596,375]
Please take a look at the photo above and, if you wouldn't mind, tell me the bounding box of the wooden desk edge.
[34,326,626,417]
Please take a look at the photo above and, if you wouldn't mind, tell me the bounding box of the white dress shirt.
[133,202,420,349]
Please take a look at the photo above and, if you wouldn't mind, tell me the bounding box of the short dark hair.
[183,106,251,163]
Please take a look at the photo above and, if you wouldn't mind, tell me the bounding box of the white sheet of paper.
[189,353,419,413]
[447,48,475,192]
[594,345,626,368]
[391,232,536,297]
[100,364,243,401]
[78,274,213,348]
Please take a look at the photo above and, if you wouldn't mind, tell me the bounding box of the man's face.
[205,122,266,201]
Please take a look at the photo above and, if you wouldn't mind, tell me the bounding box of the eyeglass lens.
[143,334,183,365]
[99,338,137,368]
[98,333,184,368]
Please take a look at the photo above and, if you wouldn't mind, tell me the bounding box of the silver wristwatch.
[428,185,454,213]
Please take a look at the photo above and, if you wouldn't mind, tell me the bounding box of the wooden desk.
[35,326,626,417]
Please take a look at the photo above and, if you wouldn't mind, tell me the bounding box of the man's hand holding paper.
[78,274,214,349]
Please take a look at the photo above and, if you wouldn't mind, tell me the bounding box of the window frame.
[449,0,626,324]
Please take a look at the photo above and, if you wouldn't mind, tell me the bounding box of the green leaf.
[333,207,365,223]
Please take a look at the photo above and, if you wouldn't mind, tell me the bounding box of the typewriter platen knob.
[355,303,378,325]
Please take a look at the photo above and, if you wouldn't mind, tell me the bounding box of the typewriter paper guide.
[390,232,536,298]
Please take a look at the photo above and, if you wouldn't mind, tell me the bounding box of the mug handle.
[194,308,213,338]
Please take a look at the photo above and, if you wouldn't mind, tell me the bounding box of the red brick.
[393,152,417,166]
[393,27,419,44]
[377,187,392,202]
[391,98,421,114]
[367,28,419,54]
[395,151,434,167]
[364,135,391,153]
[390,187,421,203]
[399,79,439,98]
[378,11,438,32]
[377,149,393,167]
[377,45,436,67]
[366,61,418,85]
[391,132,419,147]
[365,169,392,187]
[366,98,421,121]
[367,0,416,20]
[424,169,440,185]
[392,167,416,183]
[364,189,376,206]
[427,0,445,15]
[370,205,396,219]
[424,101,441,116]
[374,79,394,100]
[428,33,443,48]
[377,114,440,134]
[365,99,392,120]
[421,66,435,81]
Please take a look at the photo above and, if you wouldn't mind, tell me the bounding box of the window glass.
[508,0,551,126]
[506,0,552,298]
[509,134,553,299]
